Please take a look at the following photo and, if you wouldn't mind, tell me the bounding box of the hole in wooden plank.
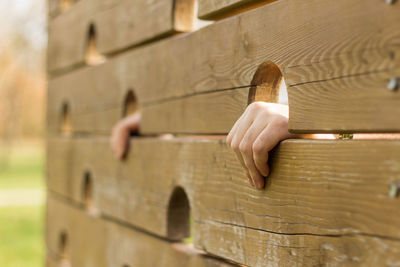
[85,24,105,66]
[173,0,197,31]
[249,62,340,140]
[167,186,191,241]
[58,231,69,260]
[60,102,72,136]
[122,90,139,118]
[82,172,95,214]
[248,61,287,104]
[183,215,194,244]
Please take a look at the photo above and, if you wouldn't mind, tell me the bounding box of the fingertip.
[252,173,265,189]
[255,177,265,189]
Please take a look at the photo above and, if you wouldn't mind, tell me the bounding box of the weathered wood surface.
[47,65,251,134]
[47,136,400,265]
[47,136,194,239]
[198,0,276,20]
[196,221,400,266]
[48,0,195,73]
[47,61,124,135]
[46,194,234,267]
[48,0,400,134]
[289,66,400,133]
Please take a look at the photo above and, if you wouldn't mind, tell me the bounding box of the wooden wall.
[47,0,400,266]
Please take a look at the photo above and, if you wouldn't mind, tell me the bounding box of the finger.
[246,172,254,186]
[233,149,248,176]
[229,128,251,180]
[252,123,286,177]
[125,112,141,133]
[239,116,269,176]
[226,109,247,145]
[230,110,255,150]
[227,118,250,175]
[240,142,264,189]
[229,113,253,175]
[239,124,265,190]
[226,115,242,145]
[231,117,255,183]
[111,124,130,159]
[110,125,121,158]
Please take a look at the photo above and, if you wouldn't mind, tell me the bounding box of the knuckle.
[231,141,239,151]
[248,101,263,112]
[239,141,250,154]
[252,141,264,154]
[272,116,288,129]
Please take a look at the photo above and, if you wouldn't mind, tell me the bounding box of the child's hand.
[110,112,141,159]
[226,102,295,189]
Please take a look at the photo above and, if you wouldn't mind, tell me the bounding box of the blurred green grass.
[0,142,45,267]
[0,143,44,189]
[0,206,44,267]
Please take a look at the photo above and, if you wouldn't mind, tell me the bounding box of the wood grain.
[195,220,400,266]
[47,60,125,135]
[48,0,400,134]
[46,194,234,267]
[47,136,400,263]
[288,66,400,133]
[198,0,277,20]
[48,0,195,73]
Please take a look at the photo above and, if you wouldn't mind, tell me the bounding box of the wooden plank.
[288,66,400,133]
[48,0,400,134]
[47,137,400,249]
[46,194,233,267]
[47,136,194,239]
[47,67,251,134]
[117,0,400,105]
[48,0,196,73]
[141,87,250,134]
[198,0,277,20]
[47,0,101,72]
[47,61,125,135]
[195,220,400,266]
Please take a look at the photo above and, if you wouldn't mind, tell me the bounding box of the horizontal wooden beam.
[46,194,233,267]
[197,0,277,20]
[288,66,400,133]
[47,136,400,265]
[195,220,400,266]
[48,0,196,73]
[48,0,400,134]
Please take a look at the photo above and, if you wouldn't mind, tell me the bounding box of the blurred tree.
[0,0,47,167]
[0,0,46,139]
